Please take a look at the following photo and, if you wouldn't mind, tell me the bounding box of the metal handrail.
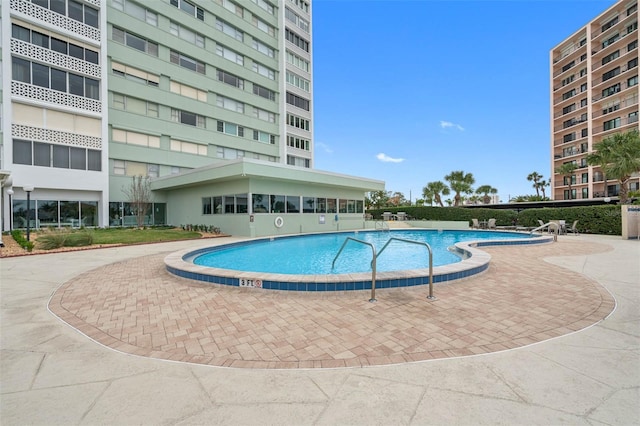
[332,237,377,302]
[376,237,435,300]
[375,221,389,231]
[530,222,560,242]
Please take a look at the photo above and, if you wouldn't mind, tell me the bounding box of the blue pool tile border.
[165,230,554,292]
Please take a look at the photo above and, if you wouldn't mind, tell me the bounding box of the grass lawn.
[88,227,203,244]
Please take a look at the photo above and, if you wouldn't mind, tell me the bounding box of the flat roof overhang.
[150,158,385,192]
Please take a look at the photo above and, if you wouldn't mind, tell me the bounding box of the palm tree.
[555,163,578,200]
[538,180,549,199]
[444,170,475,206]
[588,130,640,204]
[475,185,498,205]
[527,172,542,197]
[423,181,450,207]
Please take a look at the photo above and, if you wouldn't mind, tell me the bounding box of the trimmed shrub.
[11,230,34,252]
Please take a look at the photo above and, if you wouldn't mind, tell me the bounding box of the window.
[582,173,589,183]
[629,40,638,51]
[12,24,99,64]
[602,83,620,97]
[112,160,158,177]
[628,75,638,87]
[601,16,618,32]
[252,0,274,14]
[112,94,158,116]
[602,50,620,65]
[34,0,99,28]
[202,197,212,215]
[171,109,206,128]
[252,16,275,36]
[112,27,158,56]
[12,58,99,99]
[285,7,309,33]
[170,22,205,47]
[253,84,275,101]
[113,0,157,25]
[252,61,275,79]
[170,81,207,101]
[216,120,244,137]
[216,70,244,89]
[603,117,621,131]
[287,113,310,130]
[285,29,309,52]
[217,95,244,113]
[253,130,275,144]
[286,71,310,92]
[286,50,309,72]
[561,60,574,73]
[562,89,576,100]
[170,139,207,155]
[563,133,576,143]
[286,92,310,110]
[251,38,275,58]
[13,138,100,170]
[629,111,639,123]
[287,155,310,168]
[215,146,245,159]
[580,98,588,107]
[562,103,576,115]
[215,19,243,42]
[170,0,204,20]
[216,45,244,66]
[289,0,309,13]
[602,33,620,48]
[112,129,161,148]
[287,135,310,150]
[111,62,159,86]
[170,50,205,74]
[561,75,574,87]
[602,67,620,82]
[253,107,275,122]
[217,0,243,17]
[628,58,638,69]
[581,128,588,137]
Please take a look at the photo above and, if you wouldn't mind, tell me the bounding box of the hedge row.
[367,205,621,235]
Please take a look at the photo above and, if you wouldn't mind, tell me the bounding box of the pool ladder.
[332,237,435,302]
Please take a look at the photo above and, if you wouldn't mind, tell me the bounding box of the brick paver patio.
[49,240,615,369]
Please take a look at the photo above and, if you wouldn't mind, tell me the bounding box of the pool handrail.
[332,237,377,302]
[375,221,390,232]
[376,237,435,300]
[530,222,559,242]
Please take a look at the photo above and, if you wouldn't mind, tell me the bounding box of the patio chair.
[472,218,480,229]
[566,220,579,235]
[487,218,496,230]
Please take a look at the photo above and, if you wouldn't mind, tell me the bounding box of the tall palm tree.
[555,163,578,200]
[423,181,450,207]
[527,172,542,197]
[538,180,549,199]
[475,185,498,205]
[444,170,475,206]
[589,130,640,204]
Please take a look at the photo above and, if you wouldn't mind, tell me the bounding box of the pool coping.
[164,229,555,291]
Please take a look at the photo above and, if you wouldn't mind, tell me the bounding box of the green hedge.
[367,205,621,235]
[11,230,34,252]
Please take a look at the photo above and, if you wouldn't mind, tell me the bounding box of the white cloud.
[376,153,404,163]
[315,142,333,154]
[440,120,465,131]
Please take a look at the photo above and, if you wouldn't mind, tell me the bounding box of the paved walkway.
[1,234,639,425]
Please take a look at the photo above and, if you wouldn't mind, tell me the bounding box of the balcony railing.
[10,0,100,42]
[11,39,101,78]
[592,94,639,119]
[11,81,102,114]
[12,124,102,149]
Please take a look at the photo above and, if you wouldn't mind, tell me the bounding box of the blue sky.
[311,0,617,203]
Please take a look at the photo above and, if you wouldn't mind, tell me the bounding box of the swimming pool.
[192,230,536,274]
[165,229,554,292]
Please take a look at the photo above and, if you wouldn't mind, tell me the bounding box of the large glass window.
[286,196,300,213]
[37,200,59,227]
[270,195,285,213]
[303,197,315,213]
[80,201,98,227]
[252,194,269,213]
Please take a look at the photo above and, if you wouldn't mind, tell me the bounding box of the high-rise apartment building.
[550,0,639,201]
[2,0,382,235]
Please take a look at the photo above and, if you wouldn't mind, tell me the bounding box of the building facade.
[1,0,383,235]
[550,0,639,200]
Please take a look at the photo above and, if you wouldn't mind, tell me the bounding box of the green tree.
[538,179,549,199]
[555,163,578,200]
[367,190,388,209]
[527,172,543,197]
[122,175,152,228]
[588,130,640,204]
[422,181,450,207]
[444,170,475,206]
[475,185,498,205]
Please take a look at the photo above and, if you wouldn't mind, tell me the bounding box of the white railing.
[12,124,102,149]
[11,39,101,78]
[12,81,102,114]
[11,0,100,42]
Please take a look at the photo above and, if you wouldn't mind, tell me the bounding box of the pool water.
[193,230,535,275]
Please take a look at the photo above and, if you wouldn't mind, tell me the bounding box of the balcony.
[10,0,100,42]
[12,124,102,149]
[11,39,100,78]
[11,81,102,114]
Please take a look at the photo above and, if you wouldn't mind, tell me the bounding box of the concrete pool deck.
[1,233,639,424]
